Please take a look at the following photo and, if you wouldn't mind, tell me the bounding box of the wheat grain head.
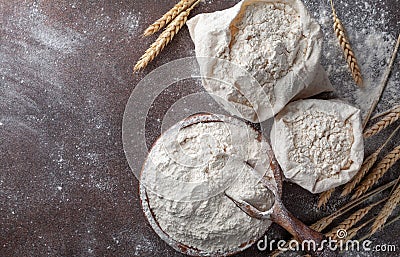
[134,0,200,71]
[143,0,198,37]
[318,188,335,209]
[364,106,400,138]
[352,145,400,200]
[330,0,363,87]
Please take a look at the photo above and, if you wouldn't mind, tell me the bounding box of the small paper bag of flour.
[270,99,364,194]
[187,0,333,122]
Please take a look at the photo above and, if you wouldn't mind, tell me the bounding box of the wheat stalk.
[342,125,400,197]
[310,215,335,232]
[364,106,400,138]
[330,0,363,87]
[143,0,198,37]
[134,0,200,71]
[314,180,395,232]
[341,207,384,246]
[371,182,400,234]
[327,199,384,248]
[357,214,400,244]
[318,188,335,209]
[273,201,381,256]
[371,104,400,120]
[352,145,400,200]
[389,175,400,195]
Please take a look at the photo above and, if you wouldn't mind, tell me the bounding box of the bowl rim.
[138,112,272,256]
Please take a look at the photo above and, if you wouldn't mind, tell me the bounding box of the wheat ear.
[317,179,396,231]
[270,213,337,257]
[270,208,337,256]
[143,0,198,37]
[313,179,396,233]
[326,198,385,246]
[364,106,400,138]
[318,188,335,209]
[134,0,200,71]
[342,125,400,197]
[352,145,400,200]
[342,201,388,243]
[344,219,371,242]
[371,183,400,234]
[330,0,363,87]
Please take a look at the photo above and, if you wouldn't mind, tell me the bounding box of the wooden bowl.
[139,113,272,256]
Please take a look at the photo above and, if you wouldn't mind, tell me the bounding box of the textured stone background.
[0,0,399,256]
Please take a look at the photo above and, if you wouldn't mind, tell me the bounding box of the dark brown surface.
[0,0,399,257]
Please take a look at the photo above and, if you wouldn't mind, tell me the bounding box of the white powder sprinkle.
[122,12,141,36]
[315,1,398,119]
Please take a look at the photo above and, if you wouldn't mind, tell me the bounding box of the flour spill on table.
[312,0,398,120]
[1,0,398,256]
[121,12,141,36]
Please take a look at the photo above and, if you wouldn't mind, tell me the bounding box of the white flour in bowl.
[141,115,276,254]
[271,99,364,193]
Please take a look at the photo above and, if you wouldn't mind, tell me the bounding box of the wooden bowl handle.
[271,201,338,257]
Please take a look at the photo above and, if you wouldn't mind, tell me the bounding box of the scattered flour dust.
[121,11,141,36]
[141,119,275,253]
[315,2,398,120]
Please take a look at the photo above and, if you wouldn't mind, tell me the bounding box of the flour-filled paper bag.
[187,0,333,122]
